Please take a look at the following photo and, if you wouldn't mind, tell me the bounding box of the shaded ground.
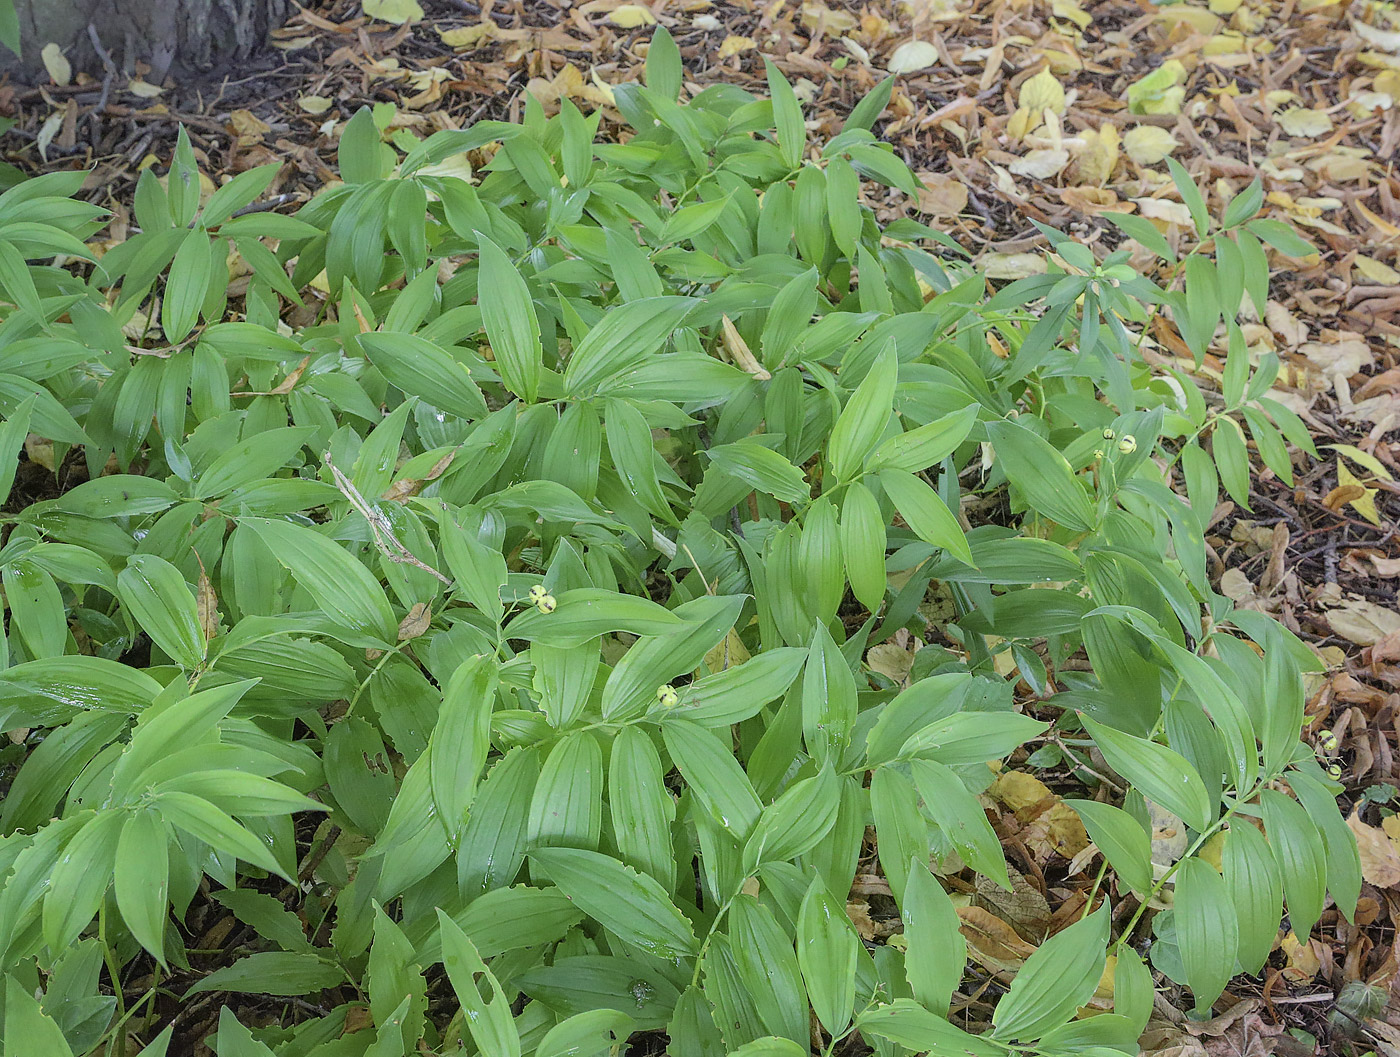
[3,0,1400,1052]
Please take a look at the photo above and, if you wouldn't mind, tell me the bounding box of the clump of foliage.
[0,28,1358,1057]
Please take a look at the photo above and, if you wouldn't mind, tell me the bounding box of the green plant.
[0,28,1358,1057]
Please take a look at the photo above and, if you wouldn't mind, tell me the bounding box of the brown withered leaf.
[397,602,432,641]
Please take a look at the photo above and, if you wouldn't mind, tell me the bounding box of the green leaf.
[879,469,973,566]
[339,106,384,184]
[161,229,213,343]
[563,296,695,397]
[1066,799,1153,895]
[707,440,809,506]
[1246,217,1314,258]
[534,1009,634,1057]
[1259,788,1328,938]
[4,974,74,1057]
[802,621,857,763]
[1174,856,1239,1011]
[1287,768,1361,923]
[1166,158,1209,238]
[743,763,840,870]
[429,656,496,844]
[828,340,896,482]
[185,951,345,997]
[671,648,806,727]
[856,1000,1001,1055]
[477,233,543,403]
[663,718,762,839]
[438,911,522,1057]
[986,419,1097,532]
[0,392,35,507]
[910,759,1010,889]
[991,907,1109,1042]
[527,730,603,851]
[866,404,978,475]
[359,332,489,420]
[796,878,859,1035]
[899,711,1047,766]
[609,725,676,890]
[42,809,123,952]
[116,554,206,669]
[645,25,682,100]
[840,481,887,612]
[764,60,805,170]
[1221,820,1283,975]
[244,518,397,641]
[901,860,966,1017]
[1080,715,1215,832]
[115,807,170,964]
[530,847,697,958]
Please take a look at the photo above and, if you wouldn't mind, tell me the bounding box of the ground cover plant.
[0,26,1363,1057]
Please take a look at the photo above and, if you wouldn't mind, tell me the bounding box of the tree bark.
[2,0,292,83]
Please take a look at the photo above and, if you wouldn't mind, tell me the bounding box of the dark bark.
[2,0,292,83]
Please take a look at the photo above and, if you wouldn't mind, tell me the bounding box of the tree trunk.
[3,0,292,83]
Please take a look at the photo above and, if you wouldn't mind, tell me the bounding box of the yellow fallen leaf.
[982,252,1047,279]
[438,24,496,49]
[299,95,333,114]
[1376,69,1400,102]
[1153,6,1221,33]
[1019,68,1066,116]
[1280,932,1322,979]
[1122,125,1178,165]
[1277,107,1334,137]
[129,78,165,98]
[1010,148,1069,179]
[41,43,71,86]
[1070,123,1119,185]
[1208,0,1243,12]
[1355,254,1400,285]
[888,40,940,75]
[1327,443,1394,481]
[609,4,657,27]
[717,34,756,59]
[1337,461,1382,525]
[363,0,424,22]
[1051,0,1091,29]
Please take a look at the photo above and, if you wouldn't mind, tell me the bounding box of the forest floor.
[3,0,1400,1052]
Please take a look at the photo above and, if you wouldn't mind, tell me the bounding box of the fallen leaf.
[363,0,424,22]
[128,78,165,98]
[958,905,1038,973]
[1354,255,1400,285]
[299,95,333,114]
[609,4,657,27]
[716,35,756,60]
[982,252,1046,279]
[1126,60,1188,115]
[1010,148,1069,179]
[41,43,71,86]
[916,172,968,216]
[888,40,940,75]
[1327,598,1400,645]
[1280,932,1323,980]
[1019,68,1066,116]
[1277,107,1334,137]
[1336,461,1382,525]
[1123,125,1178,165]
[1349,810,1400,887]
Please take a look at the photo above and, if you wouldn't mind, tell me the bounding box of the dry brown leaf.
[957,905,1038,973]
[397,602,432,641]
[1327,598,1400,646]
[1349,810,1400,887]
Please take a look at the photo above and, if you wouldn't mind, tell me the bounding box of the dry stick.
[324,452,452,585]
